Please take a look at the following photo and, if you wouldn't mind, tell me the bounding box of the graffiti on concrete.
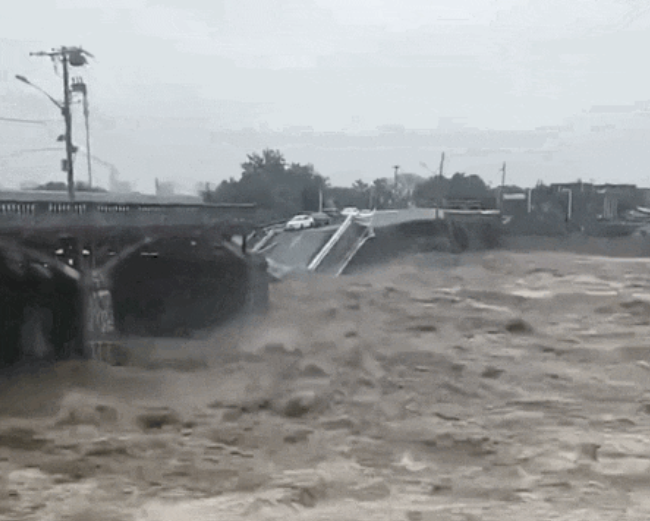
[88,289,115,335]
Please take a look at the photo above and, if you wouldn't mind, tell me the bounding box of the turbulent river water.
[3,248,650,520]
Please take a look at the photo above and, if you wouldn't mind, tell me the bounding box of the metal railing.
[313,219,371,274]
[307,214,354,271]
[0,199,257,229]
[334,226,375,276]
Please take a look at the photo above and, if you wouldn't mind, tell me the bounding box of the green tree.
[413,175,450,207]
[448,173,489,199]
[352,179,369,193]
[204,149,327,220]
[372,178,395,209]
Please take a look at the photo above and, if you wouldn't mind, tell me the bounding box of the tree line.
[202,149,498,221]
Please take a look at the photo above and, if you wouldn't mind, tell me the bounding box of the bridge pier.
[82,235,269,362]
[0,233,269,369]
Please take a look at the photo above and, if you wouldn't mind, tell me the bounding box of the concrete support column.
[245,253,270,314]
[83,267,119,362]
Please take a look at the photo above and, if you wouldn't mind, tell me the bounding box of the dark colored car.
[310,212,331,227]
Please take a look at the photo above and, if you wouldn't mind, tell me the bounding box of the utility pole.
[82,81,92,190]
[499,161,507,210]
[439,152,445,179]
[29,46,93,201]
[72,78,92,189]
[61,51,74,200]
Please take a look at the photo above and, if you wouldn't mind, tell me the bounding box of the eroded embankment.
[502,234,650,258]
[345,218,501,273]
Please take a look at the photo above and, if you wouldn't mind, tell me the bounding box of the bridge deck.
[264,226,336,271]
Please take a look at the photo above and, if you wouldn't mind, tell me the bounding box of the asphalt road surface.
[265,226,337,270]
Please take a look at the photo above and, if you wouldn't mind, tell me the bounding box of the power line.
[0,148,61,160]
[0,116,50,125]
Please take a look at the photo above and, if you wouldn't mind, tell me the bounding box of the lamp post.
[560,187,573,222]
[15,75,62,110]
[15,73,73,196]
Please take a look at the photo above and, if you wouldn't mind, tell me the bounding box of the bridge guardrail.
[307,213,375,274]
[0,200,257,229]
[307,214,354,271]
[312,218,372,274]
[334,226,375,276]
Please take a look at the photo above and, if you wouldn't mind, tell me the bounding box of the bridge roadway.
[260,210,430,275]
[261,207,502,276]
[264,224,338,272]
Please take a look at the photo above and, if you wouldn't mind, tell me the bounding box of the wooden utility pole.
[499,162,506,210]
[82,83,92,189]
[29,46,93,201]
[72,78,92,189]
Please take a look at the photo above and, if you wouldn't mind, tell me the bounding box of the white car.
[285,214,315,231]
[341,207,360,217]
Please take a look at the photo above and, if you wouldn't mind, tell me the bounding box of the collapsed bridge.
[254,208,503,278]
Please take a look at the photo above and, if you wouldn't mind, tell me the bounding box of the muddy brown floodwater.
[3,249,650,520]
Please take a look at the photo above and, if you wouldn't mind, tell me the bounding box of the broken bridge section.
[259,209,504,278]
[0,195,269,368]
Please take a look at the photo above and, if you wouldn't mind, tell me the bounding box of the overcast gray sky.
[2,0,650,191]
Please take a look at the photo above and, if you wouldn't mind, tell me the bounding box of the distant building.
[155,178,176,197]
[546,182,640,221]
[108,167,132,193]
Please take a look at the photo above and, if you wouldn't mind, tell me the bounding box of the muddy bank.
[345,218,501,274]
[503,234,650,258]
[2,250,650,519]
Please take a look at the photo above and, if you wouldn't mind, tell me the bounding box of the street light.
[560,187,573,221]
[15,75,63,110]
[15,72,75,199]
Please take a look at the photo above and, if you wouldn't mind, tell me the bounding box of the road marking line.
[289,235,302,248]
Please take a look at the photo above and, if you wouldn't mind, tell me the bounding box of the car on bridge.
[341,207,360,217]
[310,212,331,228]
[285,214,315,231]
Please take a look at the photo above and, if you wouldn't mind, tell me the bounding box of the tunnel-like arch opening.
[0,244,81,368]
[111,237,251,337]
